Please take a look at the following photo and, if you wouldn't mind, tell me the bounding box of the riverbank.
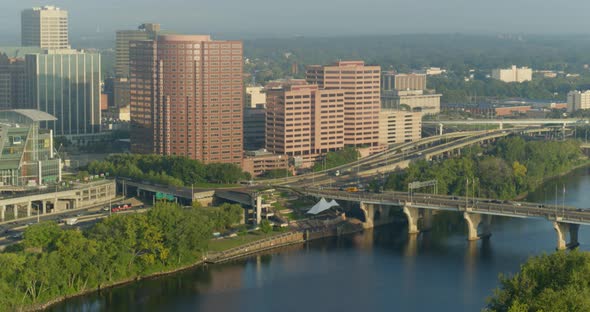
[513,160,590,201]
[33,216,365,312]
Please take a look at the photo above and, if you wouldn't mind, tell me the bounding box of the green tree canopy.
[487,250,590,312]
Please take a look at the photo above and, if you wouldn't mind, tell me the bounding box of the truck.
[65,217,78,225]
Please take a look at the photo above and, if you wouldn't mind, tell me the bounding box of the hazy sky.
[2,0,590,42]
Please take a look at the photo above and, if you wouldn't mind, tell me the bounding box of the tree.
[259,219,272,233]
[22,222,62,251]
[487,250,590,312]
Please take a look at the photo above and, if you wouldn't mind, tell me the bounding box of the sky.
[2,0,590,43]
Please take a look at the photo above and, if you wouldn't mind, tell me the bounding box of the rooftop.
[0,110,57,122]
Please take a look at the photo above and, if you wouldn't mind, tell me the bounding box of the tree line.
[0,202,243,310]
[86,154,251,186]
[383,137,585,199]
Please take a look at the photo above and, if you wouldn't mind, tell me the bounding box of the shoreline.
[513,160,590,201]
[30,222,363,312]
[30,162,590,311]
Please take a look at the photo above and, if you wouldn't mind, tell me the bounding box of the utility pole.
[555,185,558,218]
[466,178,469,209]
[562,184,566,218]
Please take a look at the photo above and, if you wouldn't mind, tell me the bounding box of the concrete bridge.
[299,188,588,250]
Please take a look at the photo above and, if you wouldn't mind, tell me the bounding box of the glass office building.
[25,49,101,135]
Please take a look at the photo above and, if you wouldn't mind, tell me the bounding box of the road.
[300,188,590,224]
[0,198,148,248]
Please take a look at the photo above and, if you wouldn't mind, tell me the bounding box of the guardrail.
[206,231,304,263]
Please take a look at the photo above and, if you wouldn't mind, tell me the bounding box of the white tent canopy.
[307,198,340,215]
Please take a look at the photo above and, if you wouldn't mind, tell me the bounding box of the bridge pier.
[360,202,375,229]
[402,206,433,234]
[438,124,444,136]
[0,205,4,221]
[27,202,31,217]
[422,209,433,232]
[463,212,492,241]
[13,205,17,219]
[403,206,419,234]
[553,222,580,250]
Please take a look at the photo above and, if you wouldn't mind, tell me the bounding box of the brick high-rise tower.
[129,35,243,164]
[306,61,381,148]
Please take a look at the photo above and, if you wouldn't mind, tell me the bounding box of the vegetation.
[487,250,590,312]
[261,169,292,179]
[384,137,585,199]
[312,147,360,172]
[0,202,248,310]
[242,34,590,85]
[86,154,251,187]
[428,75,590,103]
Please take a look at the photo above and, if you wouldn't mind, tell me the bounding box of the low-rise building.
[491,65,532,83]
[378,109,422,146]
[242,149,289,177]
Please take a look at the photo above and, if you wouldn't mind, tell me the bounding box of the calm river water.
[49,167,590,312]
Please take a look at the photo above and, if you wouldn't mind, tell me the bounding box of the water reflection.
[50,166,590,312]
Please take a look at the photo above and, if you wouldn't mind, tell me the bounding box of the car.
[492,199,502,204]
[451,196,459,200]
[538,204,546,208]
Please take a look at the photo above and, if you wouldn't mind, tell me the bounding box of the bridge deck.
[301,189,590,225]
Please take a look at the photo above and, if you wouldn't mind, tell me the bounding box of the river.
[49,167,590,312]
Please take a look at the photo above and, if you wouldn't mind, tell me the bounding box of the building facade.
[21,6,69,49]
[0,57,26,109]
[306,61,381,148]
[491,65,532,83]
[265,80,344,167]
[0,110,61,188]
[245,86,266,108]
[115,23,160,78]
[381,72,427,91]
[25,50,101,135]
[243,107,266,151]
[378,109,422,146]
[567,90,590,112]
[242,149,288,177]
[129,34,243,165]
[382,89,441,115]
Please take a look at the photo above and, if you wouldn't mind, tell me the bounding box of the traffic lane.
[0,204,150,242]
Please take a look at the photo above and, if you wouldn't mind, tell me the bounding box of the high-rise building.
[382,72,427,91]
[21,6,69,49]
[567,90,590,112]
[378,109,422,146]
[115,23,160,78]
[0,56,27,109]
[265,80,344,167]
[306,61,381,148]
[129,35,243,165]
[25,49,101,135]
[491,65,532,83]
